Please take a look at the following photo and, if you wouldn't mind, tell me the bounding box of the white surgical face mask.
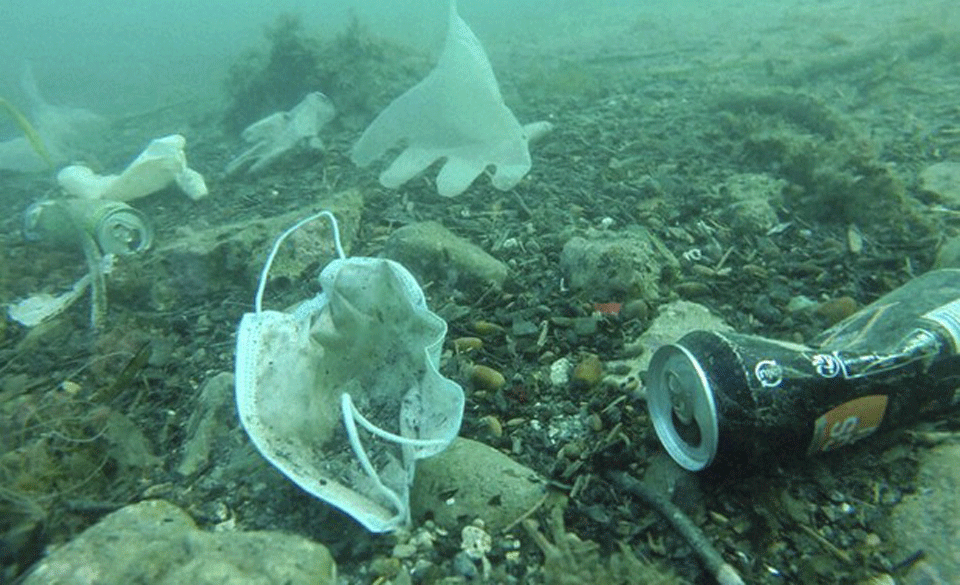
[235,211,464,532]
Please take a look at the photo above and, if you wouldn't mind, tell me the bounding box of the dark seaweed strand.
[606,471,746,585]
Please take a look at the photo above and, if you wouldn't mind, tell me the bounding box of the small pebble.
[572,316,599,336]
[847,224,864,254]
[586,413,603,432]
[60,380,82,394]
[815,296,857,325]
[470,365,506,391]
[743,263,769,279]
[453,336,483,353]
[411,559,440,581]
[549,357,571,386]
[559,442,582,459]
[472,320,504,336]
[370,556,402,578]
[861,575,895,585]
[675,281,711,297]
[690,264,716,278]
[410,530,436,550]
[392,543,417,559]
[787,295,818,313]
[478,415,503,438]
[511,320,540,337]
[571,354,603,390]
[452,551,479,579]
[461,525,492,559]
[620,299,649,321]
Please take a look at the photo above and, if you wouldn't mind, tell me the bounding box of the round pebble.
[453,336,483,353]
[470,365,506,391]
[815,296,857,325]
[571,354,603,390]
[392,543,416,559]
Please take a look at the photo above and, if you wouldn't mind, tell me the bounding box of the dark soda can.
[646,269,960,471]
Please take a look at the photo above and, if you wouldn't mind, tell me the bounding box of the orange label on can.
[808,395,889,454]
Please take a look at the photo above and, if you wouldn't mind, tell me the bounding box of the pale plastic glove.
[225,92,335,176]
[58,134,207,201]
[352,1,551,197]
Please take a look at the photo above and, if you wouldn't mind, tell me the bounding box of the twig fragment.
[607,471,746,585]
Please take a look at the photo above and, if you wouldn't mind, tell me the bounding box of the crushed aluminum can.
[23,198,153,255]
[646,269,960,471]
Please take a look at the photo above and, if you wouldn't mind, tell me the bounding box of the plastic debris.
[57,134,207,202]
[352,0,551,197]
[235,211,464,532]
[225,91,336,176]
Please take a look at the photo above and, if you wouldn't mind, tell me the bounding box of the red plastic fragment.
[593,302,623,315]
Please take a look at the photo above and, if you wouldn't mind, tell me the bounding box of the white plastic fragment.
[352,0,551,197]
[7,273,91,327]
[0,65,103,173]
[225,92,336,175]
[57,134,207,201]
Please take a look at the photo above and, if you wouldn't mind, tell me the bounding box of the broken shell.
[847,223,864,254]
[461,525,492,560]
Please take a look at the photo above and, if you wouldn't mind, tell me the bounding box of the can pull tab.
[646,342,720,471]
[667,370,695,426]
[98,211,151,255]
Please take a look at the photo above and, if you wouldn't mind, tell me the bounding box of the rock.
[934,235,960,269]
[630,300,732,372]
[608,300,732,397]
[385,221,508,291]
[642,453,705,515]
[103,410,160,471]
[22,500,336,585]
[888,444,960,583]
[411,437,546,532]
[560,227,678,302]
[920,161,960,206]
[152,189,362,306]
[178,372,236,476]
[717,172,785,233]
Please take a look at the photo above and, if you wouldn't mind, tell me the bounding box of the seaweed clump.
[524,505,686,585]
[715,90,929,237]
[0,378,157,582]
[224,13,428,133]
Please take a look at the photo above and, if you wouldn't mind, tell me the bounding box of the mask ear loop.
[341,390,449,524]
[340,393,408,528]
[343,393,448,448]
[254,210,345,313]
